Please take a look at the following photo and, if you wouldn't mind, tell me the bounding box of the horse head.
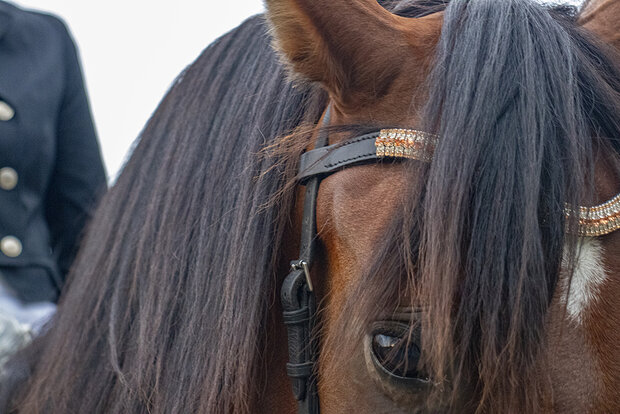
[265,0,620,412]
[4,1,620,413]
[581,0,620,51]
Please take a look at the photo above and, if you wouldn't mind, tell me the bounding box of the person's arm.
[45,20,107,285]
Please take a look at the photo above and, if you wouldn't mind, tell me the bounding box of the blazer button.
[0,167,18,190]
[0,101,14,121]
[1,236,22,258]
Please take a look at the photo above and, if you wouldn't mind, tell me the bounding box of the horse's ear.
[580,0,620,52]
[264,0,442,111]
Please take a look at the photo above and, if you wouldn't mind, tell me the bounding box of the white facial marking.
[562,238,607,324]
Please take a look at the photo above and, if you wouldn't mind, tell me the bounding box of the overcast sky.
[14,0,582,180]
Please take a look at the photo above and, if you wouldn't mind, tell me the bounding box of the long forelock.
[331,0,620,412]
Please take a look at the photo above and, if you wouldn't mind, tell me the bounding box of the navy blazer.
[0,1,106,302]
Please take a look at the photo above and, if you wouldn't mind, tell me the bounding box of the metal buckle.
[291,260,314,292]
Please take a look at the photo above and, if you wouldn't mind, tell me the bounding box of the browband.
[297,132,379,182]
[298,129,438,182]
[298,127,620,237]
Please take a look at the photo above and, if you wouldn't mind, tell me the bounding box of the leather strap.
[297,132,380,183]
[281,107,333,414]
[284,108,443,413]
[282,113,403,414]
[281,268,318,411]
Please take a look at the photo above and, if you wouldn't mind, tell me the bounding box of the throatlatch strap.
[281,107,332,414]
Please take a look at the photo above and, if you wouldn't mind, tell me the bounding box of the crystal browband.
[376,128,620,237]
[566,194,620,237]
[375,129,439,162]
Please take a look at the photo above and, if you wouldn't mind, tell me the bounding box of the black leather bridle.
[280,101,620,413]
[281,107,413,414]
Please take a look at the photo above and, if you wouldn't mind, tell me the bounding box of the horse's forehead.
[545,266,603,411]
[317,163,407,270]
[588,233,620,409]
[545,233,620,411]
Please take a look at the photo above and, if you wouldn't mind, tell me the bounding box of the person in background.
[0,1,106,337]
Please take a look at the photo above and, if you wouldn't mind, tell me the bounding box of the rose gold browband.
[376,129,620,237]
[298,128,620,237]
[566,195,620,237]
[375,128,439,162]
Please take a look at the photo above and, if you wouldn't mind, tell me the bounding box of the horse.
[2,0,620,412]
[580,0,620,49]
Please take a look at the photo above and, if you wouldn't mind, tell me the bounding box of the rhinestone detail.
[376,129,438,163]
[566,193,620,237]
[376,127,620,238]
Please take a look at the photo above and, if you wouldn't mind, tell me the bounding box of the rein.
[282,109,620,414]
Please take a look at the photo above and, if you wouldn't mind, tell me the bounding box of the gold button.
[0,167,18,190]
[1,236,22,258]
[0,101,14,121]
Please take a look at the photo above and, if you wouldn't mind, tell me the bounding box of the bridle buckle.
[291,260,314,292]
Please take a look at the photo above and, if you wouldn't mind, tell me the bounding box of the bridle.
[280,105,620,414]
[280,106,438,414]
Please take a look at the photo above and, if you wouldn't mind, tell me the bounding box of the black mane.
[2,15,325,413]
[4,1,620,413]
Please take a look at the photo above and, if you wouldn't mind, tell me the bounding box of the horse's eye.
[372,333,423,379]
[367,321,431,386]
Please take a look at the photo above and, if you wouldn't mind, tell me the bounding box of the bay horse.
[2,0,620,412]
[580,0,620,49]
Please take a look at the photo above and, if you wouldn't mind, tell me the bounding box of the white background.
[13,0,581,180]
[13,0,265,180]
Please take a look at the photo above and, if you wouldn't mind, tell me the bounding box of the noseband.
[281,107,620,414]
